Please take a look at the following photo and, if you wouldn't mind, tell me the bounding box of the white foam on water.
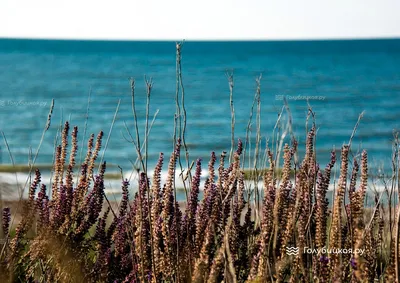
[0,171,389,200]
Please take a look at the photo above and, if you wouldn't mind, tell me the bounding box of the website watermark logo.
[0,100,47,108]
[276,95,326,101]
[286,246,365,256]
[286,246,299,255]
[303,247,365,255]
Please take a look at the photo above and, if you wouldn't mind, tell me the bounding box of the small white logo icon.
[286,246,299,255]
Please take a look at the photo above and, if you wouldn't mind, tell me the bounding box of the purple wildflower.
[319,255,329,265]
[350,257,357,269]
[2,207,11,237]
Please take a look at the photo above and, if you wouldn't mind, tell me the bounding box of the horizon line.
[1,36,400,43]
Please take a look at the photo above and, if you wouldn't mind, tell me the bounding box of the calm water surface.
[0,39,399,174]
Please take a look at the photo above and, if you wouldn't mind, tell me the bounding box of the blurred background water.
[0,38,399,176]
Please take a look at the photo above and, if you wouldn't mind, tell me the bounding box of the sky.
[1,0,400,40]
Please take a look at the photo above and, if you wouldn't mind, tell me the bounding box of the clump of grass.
[0,119,397,282]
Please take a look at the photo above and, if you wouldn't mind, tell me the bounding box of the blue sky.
[1,0,399,40]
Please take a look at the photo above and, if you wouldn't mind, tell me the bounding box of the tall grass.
[0,43,399,283]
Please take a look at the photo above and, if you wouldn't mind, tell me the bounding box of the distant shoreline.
[0,169,395,203]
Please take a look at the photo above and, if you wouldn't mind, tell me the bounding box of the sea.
[0,38,400,197]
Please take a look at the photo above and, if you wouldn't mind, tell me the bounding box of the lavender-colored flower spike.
[350,257,357,270]
[236,138,243,155]
[2,207,11,237]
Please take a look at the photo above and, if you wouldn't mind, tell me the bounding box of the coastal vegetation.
[0,43,399,282]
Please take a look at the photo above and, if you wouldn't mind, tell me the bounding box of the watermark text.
[0,100,47,108]
[276,95,325,101]
[286,246,365,256]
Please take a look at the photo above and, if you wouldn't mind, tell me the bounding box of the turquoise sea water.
[0,38,399,174]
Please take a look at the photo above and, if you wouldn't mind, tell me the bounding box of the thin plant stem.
[76,87,92,184]
[98,99,121,173]
[227,70,235,164]
[130,78,145,280]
